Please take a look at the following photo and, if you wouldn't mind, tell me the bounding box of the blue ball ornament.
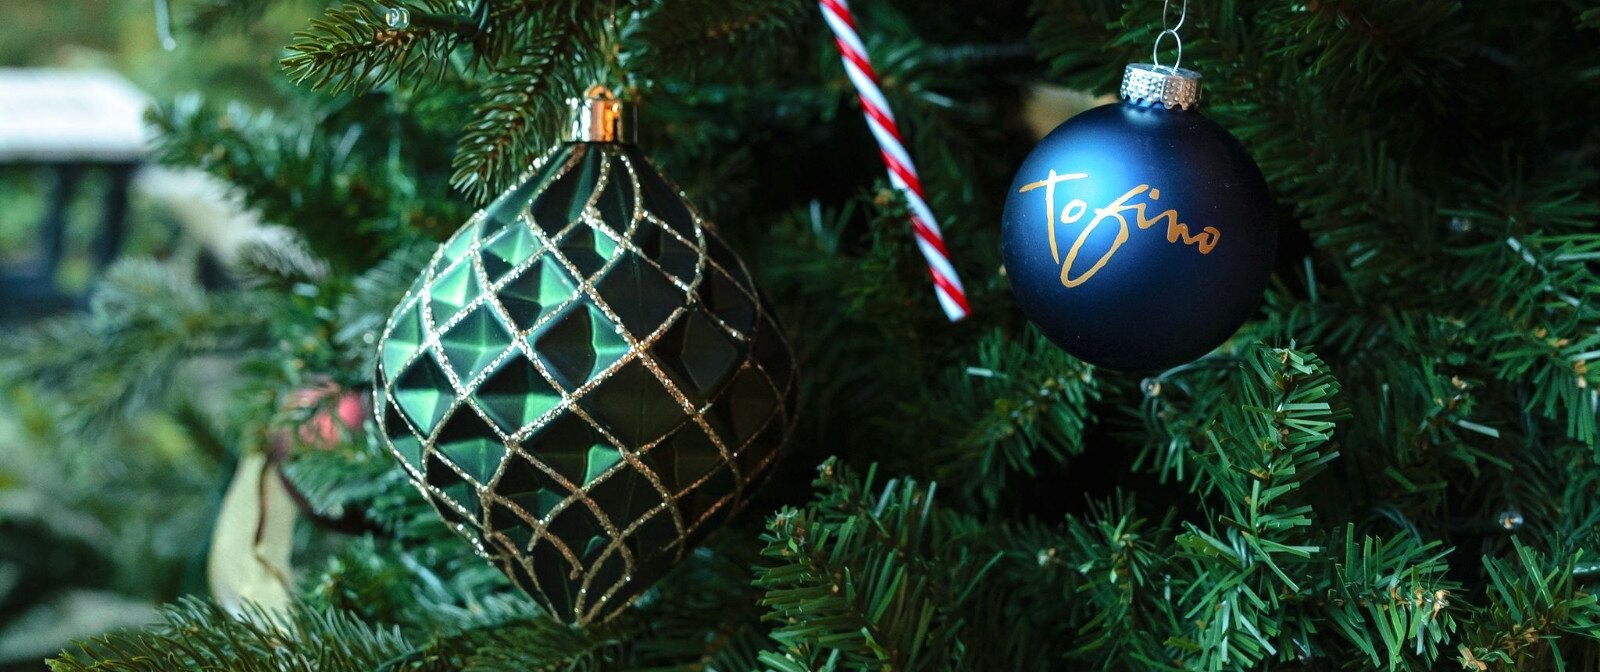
[1002,65,1276,371]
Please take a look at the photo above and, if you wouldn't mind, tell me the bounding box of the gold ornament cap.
[568,85,635,143]
[1120,63,1201,111]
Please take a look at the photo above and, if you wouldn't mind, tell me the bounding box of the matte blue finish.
[1001,102,1276,371]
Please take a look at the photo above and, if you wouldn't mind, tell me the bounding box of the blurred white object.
[138,167,329,279]
[0,590,158,663]
[137,169,267,262]
[0,68,151,162]
[206,452,297,614]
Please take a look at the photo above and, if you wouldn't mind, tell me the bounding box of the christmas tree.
[5,0,1600,669]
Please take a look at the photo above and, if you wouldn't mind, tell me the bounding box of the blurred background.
[0,2,318,666]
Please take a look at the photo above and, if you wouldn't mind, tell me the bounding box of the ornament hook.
[152,0,177,51]
[1150,0,1188,72]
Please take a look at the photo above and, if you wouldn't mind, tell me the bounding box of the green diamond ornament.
[374,87,797,625]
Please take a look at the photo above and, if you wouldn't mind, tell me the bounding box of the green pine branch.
[1164,346,1346,668]
[46,598,416,672]
[754,460,1004,670]
[282,0,815,205]
[147,93,472,270]
[1032,495,1184,669]
[354,544,771,670]
[930,327,1100,508]
[1316,527,1460,668]
[0,260,274,433]
[283,0,474,95]
[1457,541,1600,670]
[450,32,574,203]
[632,0,810,79]
[1445,165,1600,449]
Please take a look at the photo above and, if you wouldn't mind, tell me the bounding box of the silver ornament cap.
[568,85,635,144]
[1120,63,1202,111]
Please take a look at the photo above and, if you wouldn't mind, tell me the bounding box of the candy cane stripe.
[918,240,962,292]
[860,102,904,144]
[838,44,879,81]
[820,0,864,45]
[840,64,895,124]
[909,217,949,258]
[878,150,925,196]
[929,268,971,315]
[820,0,968,321]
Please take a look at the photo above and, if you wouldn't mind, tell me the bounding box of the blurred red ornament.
[286,381,368,449]
[273,380,377,535]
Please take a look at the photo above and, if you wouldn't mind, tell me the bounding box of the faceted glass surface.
[374,141,797,625]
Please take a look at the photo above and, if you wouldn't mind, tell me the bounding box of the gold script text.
[1017,170,1220,287]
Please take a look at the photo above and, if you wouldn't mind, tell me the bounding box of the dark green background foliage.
[2,0,1599,670]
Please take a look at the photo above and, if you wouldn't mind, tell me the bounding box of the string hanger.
[1151,0,1188,73]
[598,0,629,95]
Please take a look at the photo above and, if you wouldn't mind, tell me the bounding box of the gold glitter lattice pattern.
[374,141,797,625]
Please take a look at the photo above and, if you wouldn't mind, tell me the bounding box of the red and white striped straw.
[818,0,971,321]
